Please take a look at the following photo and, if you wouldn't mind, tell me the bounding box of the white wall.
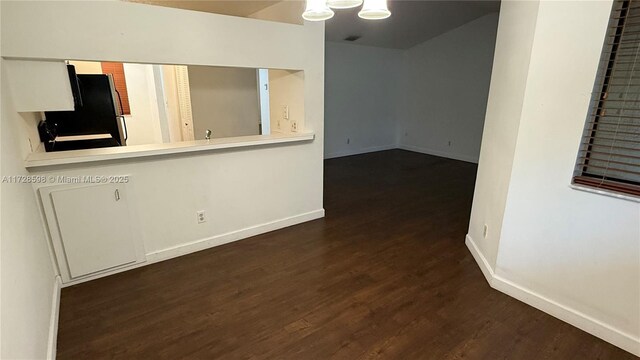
[324,42,403,158]
[324,13,498,161]
[123,63,164,146]
[468,3,539,270]
[398,13,499,163]
[1,1,324,358]
[68,60,102,74]
[1,60,58,359]
[160,65,183,142]
[188,66,261,139]
[257,69,271,135]
[468,0,640,356]
[269,69,305,135]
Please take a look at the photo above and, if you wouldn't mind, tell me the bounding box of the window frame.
[572,0,640,198]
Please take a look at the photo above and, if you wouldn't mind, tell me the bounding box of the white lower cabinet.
[40,182,145,283]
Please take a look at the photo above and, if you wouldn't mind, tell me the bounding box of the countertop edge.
[25,132,315,169]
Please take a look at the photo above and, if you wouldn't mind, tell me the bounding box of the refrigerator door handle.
[119,115,128,142]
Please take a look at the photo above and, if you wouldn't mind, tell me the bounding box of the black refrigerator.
[43,67,127,152]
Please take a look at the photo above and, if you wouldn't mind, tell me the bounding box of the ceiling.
[326,0,501,49]
[127,0,281,17]
[126,0,500,49]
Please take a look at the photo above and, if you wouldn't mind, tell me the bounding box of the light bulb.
[327,0,363,9]
[302,0,334,21]
[358,0,391,20]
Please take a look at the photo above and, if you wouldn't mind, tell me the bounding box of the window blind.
[574,0,640,196]
[101,62,131,115]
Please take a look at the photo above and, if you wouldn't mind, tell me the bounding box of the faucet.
[205,129,212,140]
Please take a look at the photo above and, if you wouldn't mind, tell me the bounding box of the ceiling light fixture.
[358,0,391,20]
[302,0,335,21]
[302,0,390,21]
[327,0,363,9]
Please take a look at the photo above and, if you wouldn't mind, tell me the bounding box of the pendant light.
[358,0,391,20]
[302,0,334,21]
[327,0,363,9]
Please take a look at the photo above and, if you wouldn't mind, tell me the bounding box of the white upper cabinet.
[4,59,74,112]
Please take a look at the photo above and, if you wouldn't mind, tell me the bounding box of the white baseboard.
[464,233,494,283]
[323,143,481,164]
[147,209,325,263]
[398,144,479,164]
[324,144,396,159]
[465,234,640,357]
[47,275,62,360]
[62,209,326,287]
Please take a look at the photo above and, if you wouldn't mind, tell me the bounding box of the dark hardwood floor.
[57,150,637,359]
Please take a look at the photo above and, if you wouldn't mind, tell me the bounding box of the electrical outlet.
[197,210,206,224]
[448,140,452,147]
[347,138,350,144]
[291,120,298,132]
[483,224,488,238]
[283,105,289,120]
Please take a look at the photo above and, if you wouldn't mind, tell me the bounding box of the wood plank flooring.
[57,150,637,359]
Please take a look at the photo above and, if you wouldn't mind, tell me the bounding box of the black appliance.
[42,65,127,152]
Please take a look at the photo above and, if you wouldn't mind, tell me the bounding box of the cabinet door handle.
[114,189,120,201]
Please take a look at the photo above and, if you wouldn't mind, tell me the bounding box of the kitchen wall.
[0,2,324,359]
[122,63,164,145]
[68,60,101,74]
[188,66,261,139]
[161,64,184,143]
[467,0,640,356]
[1,60,59,359]
[398,13,499,163]
[324,42,403,159]
[269,69,305,135]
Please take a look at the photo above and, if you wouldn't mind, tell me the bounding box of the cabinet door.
[51,184,137,278]
[4,59,74,112]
